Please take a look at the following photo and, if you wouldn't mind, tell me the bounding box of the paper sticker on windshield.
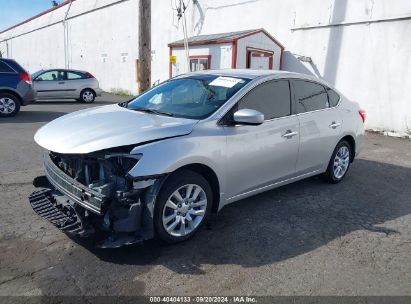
[209,77,242,88]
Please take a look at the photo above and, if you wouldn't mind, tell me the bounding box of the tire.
[322,140,352,183]
[80,89,95,103]
[0,93,20,117]
[154,170,212,243]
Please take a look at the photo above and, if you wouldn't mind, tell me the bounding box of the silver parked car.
[32,69,103,103]
[29,70,365,247]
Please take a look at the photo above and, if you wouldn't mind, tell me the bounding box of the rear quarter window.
[326,88,340,107]
[0,61,15,73]
[67,71,86,80]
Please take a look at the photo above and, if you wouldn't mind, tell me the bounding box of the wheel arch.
[0,89,22,104]
[170,163,221,214]
[340,134,356,162]
[80,87,96,96]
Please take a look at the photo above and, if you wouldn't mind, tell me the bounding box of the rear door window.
[294,80,329,113]
[0,61,14,73]
[238,80,291,120]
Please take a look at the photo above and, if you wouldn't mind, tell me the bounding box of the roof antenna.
[51,1,59,7]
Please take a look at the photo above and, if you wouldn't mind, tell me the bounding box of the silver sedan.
[32,69,103,103]
[31,70,365,247]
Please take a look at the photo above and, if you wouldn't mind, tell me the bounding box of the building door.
[246,48,273,70]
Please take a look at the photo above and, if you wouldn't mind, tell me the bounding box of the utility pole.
[138,0,151,93]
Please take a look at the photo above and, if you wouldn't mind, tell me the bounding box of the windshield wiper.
[129,107,174,117]
[118,97,135,108]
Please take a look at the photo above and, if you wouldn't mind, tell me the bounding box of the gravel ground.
[0,94,410,296]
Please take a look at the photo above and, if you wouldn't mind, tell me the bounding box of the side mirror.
[233,108,264,125]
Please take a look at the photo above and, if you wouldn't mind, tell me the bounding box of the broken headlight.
[104,153,142,175]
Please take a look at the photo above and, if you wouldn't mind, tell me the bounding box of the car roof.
[176,69,332,87]
[34,68,87,74]
[0,58,27,73]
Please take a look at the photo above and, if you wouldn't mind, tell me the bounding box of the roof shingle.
[168,29,262,47]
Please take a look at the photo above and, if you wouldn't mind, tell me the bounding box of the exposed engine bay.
[29,149,165,248]
[50,150,140,200]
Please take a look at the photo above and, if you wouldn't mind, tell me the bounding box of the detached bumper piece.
[28,189,91,236]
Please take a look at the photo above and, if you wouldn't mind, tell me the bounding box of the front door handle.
[329,122,341,129]
[282,130,298,138]
[58,81,65,84]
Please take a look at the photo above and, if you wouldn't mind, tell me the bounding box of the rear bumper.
[94,88,103,97]
[21,88,37,105]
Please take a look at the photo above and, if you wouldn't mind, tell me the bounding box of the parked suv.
[0,58,36,117]
[29,70,365,247]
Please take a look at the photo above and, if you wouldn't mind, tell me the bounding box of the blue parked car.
[0,58,36,117]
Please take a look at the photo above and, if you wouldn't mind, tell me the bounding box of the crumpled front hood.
[34,104,198,154]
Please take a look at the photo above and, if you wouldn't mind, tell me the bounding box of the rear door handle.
[282,130,298,138]
[329,122,341,129]
[58,81,65,84]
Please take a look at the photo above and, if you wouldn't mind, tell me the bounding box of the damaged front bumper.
[28,152,165,248]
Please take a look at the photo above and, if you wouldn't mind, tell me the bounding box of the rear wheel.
[80,89,95,103]
[154,170,212,243]
[0,93,20,117]
[323,140,351,183]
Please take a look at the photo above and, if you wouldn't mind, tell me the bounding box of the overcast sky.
[0,0,60,32]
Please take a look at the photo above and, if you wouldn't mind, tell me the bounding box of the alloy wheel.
[333,145,350,179]
[0,97,16,114]
[162,184,207,237]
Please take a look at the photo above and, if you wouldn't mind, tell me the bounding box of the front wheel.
[154,170,212,243]
[0,93,20,117]
[322,140,352,183]
[80,89,95,103]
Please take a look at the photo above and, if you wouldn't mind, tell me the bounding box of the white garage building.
[0,0,410,136]
[168,29,284,78]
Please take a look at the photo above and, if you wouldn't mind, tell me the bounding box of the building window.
[189,56,211,72]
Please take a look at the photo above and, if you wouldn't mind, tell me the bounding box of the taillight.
[19,73,32,85]
[358,109,366,123]
[85,72,95,78]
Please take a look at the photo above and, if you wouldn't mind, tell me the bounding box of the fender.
[129,124,227,201]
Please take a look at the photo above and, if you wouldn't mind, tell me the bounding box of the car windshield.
[125,75,250,119]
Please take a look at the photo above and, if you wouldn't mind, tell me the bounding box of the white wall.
[0,0,139,94]
[66,0,138,93]
[1,0,410,134]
